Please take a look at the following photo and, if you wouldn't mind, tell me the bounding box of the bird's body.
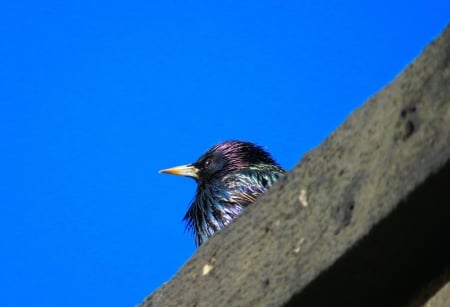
[160,140,285,246]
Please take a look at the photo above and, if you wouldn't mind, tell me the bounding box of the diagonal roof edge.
[141,24,450,307]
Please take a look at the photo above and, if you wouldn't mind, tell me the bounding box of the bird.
[159,140,285,246]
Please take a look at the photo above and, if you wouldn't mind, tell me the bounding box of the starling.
[159,140,285,246]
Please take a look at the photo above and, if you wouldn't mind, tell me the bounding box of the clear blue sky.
[2,1,448,306]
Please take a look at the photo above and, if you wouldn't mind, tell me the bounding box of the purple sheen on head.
[208,140,278,169]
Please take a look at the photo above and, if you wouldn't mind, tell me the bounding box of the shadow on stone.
[288,160,450,306]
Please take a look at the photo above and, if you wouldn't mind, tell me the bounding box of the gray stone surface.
[411,267,450,307]
[424,281,450,307]
[140,25,450,307]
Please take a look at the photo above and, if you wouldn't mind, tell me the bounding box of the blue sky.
[2,1,448,306]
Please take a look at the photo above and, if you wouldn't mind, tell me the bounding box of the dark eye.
[204,158,212,168]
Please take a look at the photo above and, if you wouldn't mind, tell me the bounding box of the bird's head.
[159,140,279,185]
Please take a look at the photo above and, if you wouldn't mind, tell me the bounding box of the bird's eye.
[204,158,212,168]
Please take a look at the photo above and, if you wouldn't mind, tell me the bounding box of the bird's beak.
[159,164,199,179]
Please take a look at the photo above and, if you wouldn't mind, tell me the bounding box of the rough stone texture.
[140,25,450,307]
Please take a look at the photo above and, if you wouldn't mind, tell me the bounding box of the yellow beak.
[159,164,199,179]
